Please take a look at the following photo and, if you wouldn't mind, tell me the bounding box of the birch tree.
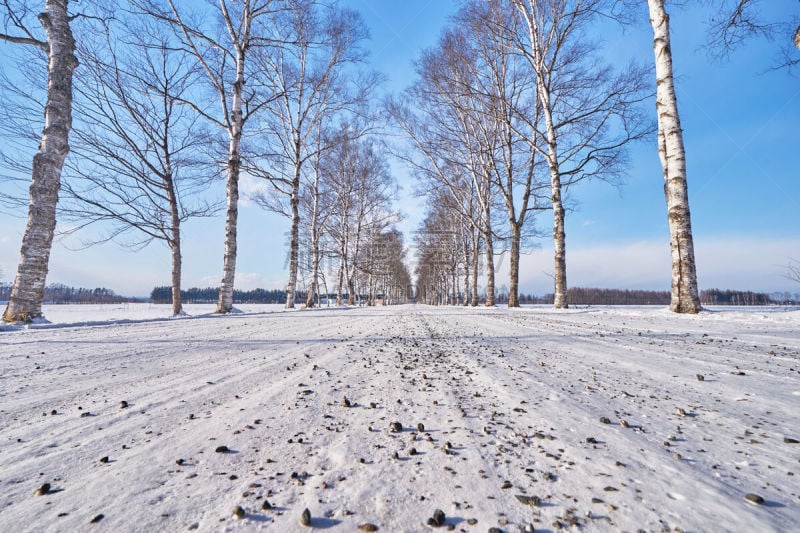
[249,0,373,308]
[59,16,217,316]
[647,0,702,313]
[134,0,284,314]
[511,0,650,309]
[1,0,78,323]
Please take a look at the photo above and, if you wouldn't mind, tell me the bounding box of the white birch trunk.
[647,0,702,314]
[483,189,495,307]
[216,49,245,314]
[3,0,77,323]
[285,158,301,309]
[166,170,183,316]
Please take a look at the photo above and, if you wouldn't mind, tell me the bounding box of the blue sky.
[1,0,798,297]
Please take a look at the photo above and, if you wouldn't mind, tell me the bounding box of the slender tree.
[249,0,373,308]
[1,0,78,323]
[60,15,217,316]
[647,0,702,313]
[511,0,651,309]
[134,0,284,313]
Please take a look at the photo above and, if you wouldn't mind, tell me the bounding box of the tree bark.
[3,0,77,323]
[508,224,521,308]
[285,159,301,308]
[471,229,480,307]
[166,171,183,316]
[647,0,702,314]
[483,192,495,307]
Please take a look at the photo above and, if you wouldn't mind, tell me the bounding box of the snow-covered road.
[1,304,798,532]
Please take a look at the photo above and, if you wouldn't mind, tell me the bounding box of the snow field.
[1,304,798,532]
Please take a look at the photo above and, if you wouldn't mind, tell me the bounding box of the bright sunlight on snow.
[1,304,799,532]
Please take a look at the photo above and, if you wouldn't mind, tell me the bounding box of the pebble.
[300,508,312,526]
[744,493,764,505]
[586,437,598,444]
[619,420,629,428]
[390,422,402,433]
[676,408,687,417]
[784,437,799,444]
[90,514,104,523]
[599,417,611,424]
[120,400,129,409]
[35,483,51,496]
[357,524,379,532]
[417,423,425,432]
[514,494,540,506]
[232,505,246,519]
[262,500,272,510]
[409,447,418,456]
[342,396,351,407]
[215,445,230,453]
[428,509,446,527]
[99,456,109,464]
[696,374,704,381]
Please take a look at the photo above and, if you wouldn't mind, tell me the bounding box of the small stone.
[262,500,272,510]
[341,396,351,408]
[603,486,618,492]
[232,505,246,519]
[696,374,704,381]
[417,423,425,432]
[90,514,104,524]
[744,493,764,505]
[300,508,312,526]
[357,524,379,532]
[120,400,129,409]
[515,494,540,506]
[467,518,478,525]
[99,456,109,463]
[215,445,230,453]
[674,453,682,460]
[599,417,610,424]
[51,409,58,416]
[176,458,184,466]
[501,480,512,489]
[430,509,446,527]
[488,528,503,533]
[409,447,418,456]
[784,437,799,444]
[586,437,598,444]
[370,402,377,409]
[35,483,51,496]
[390,422,402,433]
[392,452,399,460]
[620,420,629,428]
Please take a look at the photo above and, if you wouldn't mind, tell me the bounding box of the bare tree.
[788,258,800,285]
[1,0,78,323]
[134,0,285,313]
[59,15,218,316]
[511,0,651,309]
[708,0,800,68]
[647,0,702,313]
[248,0,374,308]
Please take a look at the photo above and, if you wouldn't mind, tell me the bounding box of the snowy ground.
[1,304,799,532]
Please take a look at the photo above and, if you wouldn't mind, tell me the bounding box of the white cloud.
[238,173,271,207]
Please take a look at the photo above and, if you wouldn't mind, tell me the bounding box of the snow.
[1,304,799,532]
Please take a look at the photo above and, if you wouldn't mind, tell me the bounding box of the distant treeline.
[523,287,795,306]
[149,286,308,304]
[0,283,131,304]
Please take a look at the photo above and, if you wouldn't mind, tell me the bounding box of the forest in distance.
[2,281,797,307]
[1,0,798,323]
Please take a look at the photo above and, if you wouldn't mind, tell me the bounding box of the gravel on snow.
[1,303,799,532]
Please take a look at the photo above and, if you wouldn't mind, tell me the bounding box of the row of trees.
[0,282,128,304]
[1,0,410,321]
[401,0,798,313]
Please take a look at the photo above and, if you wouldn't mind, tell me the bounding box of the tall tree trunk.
[463,241,470,306]
[335,256,344,305]
[471,229,480,307]
[166,172,183,316]
[286,158,301,309]
[216,50,245,314]
[648,0,702,314]
[483,193,495,307]
[3,0,77,323]
[539,87,568,309]
[508,224,521,308]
